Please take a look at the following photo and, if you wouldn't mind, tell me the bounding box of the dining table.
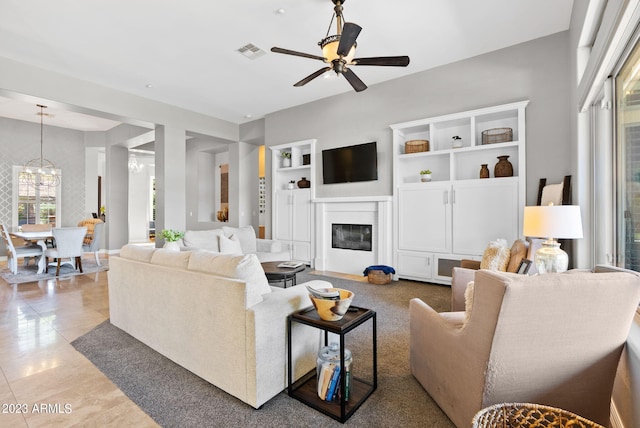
[9,230,54,274]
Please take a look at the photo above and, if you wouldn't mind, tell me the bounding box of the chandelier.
[128,153,143,173]
[21,104,60,188]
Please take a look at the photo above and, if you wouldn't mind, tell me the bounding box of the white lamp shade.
[523,205,583,239]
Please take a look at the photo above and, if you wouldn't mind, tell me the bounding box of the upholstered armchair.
[409,268,640,428]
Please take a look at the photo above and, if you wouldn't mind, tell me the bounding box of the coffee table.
[260,261,306,288]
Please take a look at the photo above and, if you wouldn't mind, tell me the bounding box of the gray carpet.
[71,272,456,428]
[0,257,108,284]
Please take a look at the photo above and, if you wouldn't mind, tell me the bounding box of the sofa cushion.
[183,229,223,251]
[120,244,156,262]
[223,225,257,254]
[187,251,271,307]
[220,234,243,255]
[150,249,192,270]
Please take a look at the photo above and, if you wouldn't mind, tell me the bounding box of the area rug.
[72,273,455,428]
[0,258,108,285]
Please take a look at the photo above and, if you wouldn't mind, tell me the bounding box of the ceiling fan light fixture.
[320,35,356,64]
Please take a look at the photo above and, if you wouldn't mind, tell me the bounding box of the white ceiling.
[0,0,574,129]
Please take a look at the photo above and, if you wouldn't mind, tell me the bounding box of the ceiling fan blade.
[271,47,326,62]
[343,68,367,92]
[294,67,333,87]
[337,22,362,57]
[352,56,410,67]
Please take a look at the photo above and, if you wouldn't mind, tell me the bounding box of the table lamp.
[522,204,583,274]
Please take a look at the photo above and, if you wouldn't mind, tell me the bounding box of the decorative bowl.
[310,288,354,321]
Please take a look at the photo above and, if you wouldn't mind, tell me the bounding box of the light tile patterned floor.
[0,258,158,427]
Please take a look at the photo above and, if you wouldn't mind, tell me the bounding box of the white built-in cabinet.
[271,139,316,264]
[391,101,528,284]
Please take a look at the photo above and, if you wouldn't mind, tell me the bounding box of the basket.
[405,140,430,153]
[472,403,603,428]
[481,128,513,145]
[368,270,392,285]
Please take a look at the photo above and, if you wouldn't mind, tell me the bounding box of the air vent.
[237,43,266,60]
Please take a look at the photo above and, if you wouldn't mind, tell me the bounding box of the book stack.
[317,362,350,402]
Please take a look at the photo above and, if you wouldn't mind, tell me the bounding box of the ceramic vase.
[480,164,490,179]
[282,158,291,168]
[420,174,432,182]
[164,241,180,251]
[297,177,310,188]
[494,155,513,177]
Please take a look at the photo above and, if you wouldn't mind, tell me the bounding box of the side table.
[261,261,306,288]
[287,306,377,423]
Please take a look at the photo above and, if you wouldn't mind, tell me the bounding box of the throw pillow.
[219,234,243,255]
[506,239,528,273]
[222,225,257,254]
[464,281,474,323]
[479,239,510,271]
[182,229,223,251]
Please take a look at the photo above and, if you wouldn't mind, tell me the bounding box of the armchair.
[410,268,640,428]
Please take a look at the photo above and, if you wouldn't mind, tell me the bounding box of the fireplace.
[313,197,393,275]
[332,224,372,251]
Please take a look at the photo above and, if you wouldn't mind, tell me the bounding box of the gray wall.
[0,117,87,255]
[263,31,571,236]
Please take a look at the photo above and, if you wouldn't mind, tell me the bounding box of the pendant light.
[21,104,60,188]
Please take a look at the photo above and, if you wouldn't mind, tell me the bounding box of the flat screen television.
[322,142,378,184]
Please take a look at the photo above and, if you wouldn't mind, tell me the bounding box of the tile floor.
[0,257,361,427]
[0,258,158,427]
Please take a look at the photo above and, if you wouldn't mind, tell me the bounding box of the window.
[12,166,61,227]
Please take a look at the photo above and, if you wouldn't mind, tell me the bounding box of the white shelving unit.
[270,139,316,264]
[390,101,529,284]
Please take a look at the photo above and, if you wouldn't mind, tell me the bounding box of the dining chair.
[1,224,44,274]
[77,219,104,266]
[44,227,87,276]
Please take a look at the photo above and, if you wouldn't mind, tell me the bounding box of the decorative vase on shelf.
[494,155,513,177]
[282,157,291,168]
[452,136,463,149]
[479,164,490,179]
[287,182,295,190]
[297,177,310,188]
[420,174,432,182]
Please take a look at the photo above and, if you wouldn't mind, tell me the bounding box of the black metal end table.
[287,305,377,423]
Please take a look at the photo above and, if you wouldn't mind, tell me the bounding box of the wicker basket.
[472,403,603,428]
[368,270,392,285]
[481,128,513,145]
[405,140,429,153]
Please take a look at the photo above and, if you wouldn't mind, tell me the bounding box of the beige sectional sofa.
[179,225,290,262]
[108,244,331,408]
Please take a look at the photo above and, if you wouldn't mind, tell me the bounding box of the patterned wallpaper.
[0,117,87,229]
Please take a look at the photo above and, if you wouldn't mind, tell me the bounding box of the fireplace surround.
[313,196,392,275]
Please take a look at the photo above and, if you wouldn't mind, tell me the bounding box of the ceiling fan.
[271,0,410,92]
